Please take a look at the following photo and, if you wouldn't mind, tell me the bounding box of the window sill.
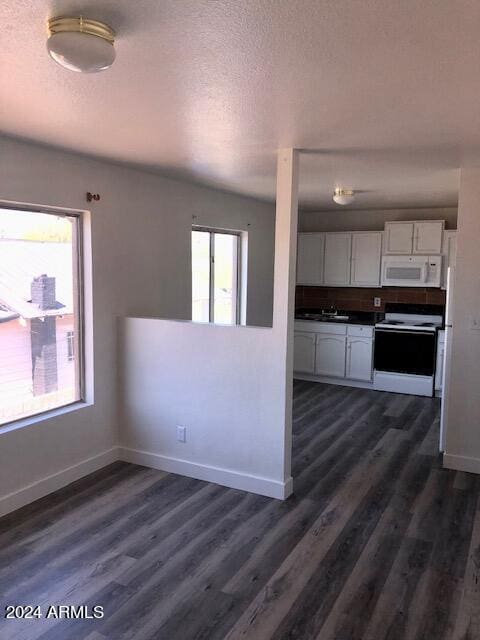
[0,400,93,436]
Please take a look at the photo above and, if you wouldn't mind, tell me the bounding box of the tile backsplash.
[296,286,446,313]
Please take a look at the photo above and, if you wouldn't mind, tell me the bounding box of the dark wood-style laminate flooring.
[1,382,480,640]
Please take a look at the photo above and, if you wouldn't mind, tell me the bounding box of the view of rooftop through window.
[0,208,82,425]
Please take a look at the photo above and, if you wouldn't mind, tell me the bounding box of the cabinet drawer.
[347,325,374,338]
[314,323,348,336]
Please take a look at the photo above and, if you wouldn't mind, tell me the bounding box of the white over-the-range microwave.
[381,255,442,287]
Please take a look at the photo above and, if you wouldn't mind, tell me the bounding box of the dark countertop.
[295,308,382,326]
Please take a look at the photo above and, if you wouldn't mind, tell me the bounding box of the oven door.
[374,328,436,376]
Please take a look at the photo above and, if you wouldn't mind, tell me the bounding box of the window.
[0,206,83,425]
[67,331,75,362]
[192,228,241,325]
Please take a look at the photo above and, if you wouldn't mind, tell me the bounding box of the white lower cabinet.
[315,334,347,378]
[293,332,316,373]
[294,322,374,385]
[346,336,373,381]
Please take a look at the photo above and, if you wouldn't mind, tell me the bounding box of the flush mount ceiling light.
[333,188,355,206]
[47,16,116,73]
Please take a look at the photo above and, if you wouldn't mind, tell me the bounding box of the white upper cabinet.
[350,232,382,287]
[441,230,457,289]
[384,220,444,255]
[323,233,352,286]
[384,222,414,254]
[297,221,446,288]
[412,221,444,254]
[297,233,325,285]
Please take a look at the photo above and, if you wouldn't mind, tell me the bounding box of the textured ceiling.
[3,0,480,208]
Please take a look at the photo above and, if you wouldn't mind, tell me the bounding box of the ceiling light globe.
[333,189,355,206]
[47,31,116,73]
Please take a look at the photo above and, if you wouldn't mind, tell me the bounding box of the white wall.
[120,319,290,498]
[0,135,275,515]
[119,149,298,500]
[299,206,457,232]
[444,168,480,473]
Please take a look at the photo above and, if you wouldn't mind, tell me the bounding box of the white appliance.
[381,255,442,287]
[439,267,455,452]
[373,304,443,396]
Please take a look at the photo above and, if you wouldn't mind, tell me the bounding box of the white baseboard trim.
[119,447,292,500]
[0,445,293,518]
[443,453,480,475]
[0,446,120,518]
[294,373,374,390]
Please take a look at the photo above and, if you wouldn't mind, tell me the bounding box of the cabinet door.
[350,232,382,286]
[346,337,373,381]
[384,222,414,254]
[413,221,444,254]
[315,335,346,377]
[293,332,315,373]
[323,233,352,285]
[441,231,457,289]
[297,233,325,285]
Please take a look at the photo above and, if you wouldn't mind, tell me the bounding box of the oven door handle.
[375,329,435,336]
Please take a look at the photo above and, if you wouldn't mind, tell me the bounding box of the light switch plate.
[471,316,480,331]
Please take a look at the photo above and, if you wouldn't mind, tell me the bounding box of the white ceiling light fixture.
[333,187,355,206]
[47,16,116,73]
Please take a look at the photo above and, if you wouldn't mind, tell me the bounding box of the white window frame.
[192,226,242,325]
[0,203,86,427]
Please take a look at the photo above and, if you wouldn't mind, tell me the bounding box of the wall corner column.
[273,148,299,496]
[443,167,480,474]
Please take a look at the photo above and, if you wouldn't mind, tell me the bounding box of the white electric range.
[373,306,443,396]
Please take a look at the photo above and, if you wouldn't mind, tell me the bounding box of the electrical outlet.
[374,297,382,308]
[471,316,480,331]
[177,426,186,442]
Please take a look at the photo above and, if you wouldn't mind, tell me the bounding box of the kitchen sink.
[296,313,350,322]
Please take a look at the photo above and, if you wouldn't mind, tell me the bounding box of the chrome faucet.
[321,306,337,316]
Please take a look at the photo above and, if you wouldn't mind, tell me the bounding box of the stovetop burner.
[376,309,443,332]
